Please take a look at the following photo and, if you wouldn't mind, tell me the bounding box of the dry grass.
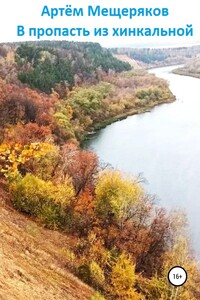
[0,186,93,300]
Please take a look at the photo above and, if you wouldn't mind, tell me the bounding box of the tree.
[110,252,142,300]
[143,237,200,300]
[95,170,143,227]
[136,208,171,277]
[57,144,99,196]
[0,142,54,181]
[3,123,53,145]
[0,79,58,127]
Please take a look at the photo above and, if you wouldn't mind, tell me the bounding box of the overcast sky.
[0,0,199,48]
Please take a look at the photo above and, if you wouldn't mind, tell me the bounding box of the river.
[85,65,200,257]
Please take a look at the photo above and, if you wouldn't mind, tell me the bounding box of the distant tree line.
[15,42,131,94]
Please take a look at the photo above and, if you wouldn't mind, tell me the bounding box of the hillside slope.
[173,57,200,78]
[0,187,93,300]
[113,54,144,69]
[112,45,200,67]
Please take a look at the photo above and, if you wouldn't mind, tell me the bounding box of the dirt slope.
[113,54,144,69]
[0,187,93,300]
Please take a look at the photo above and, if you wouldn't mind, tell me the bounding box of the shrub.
[11,173,74,229]
[90,292,106,300]
[37,201,64,229]
[61,248,76,271]
[77,264,91,284]
[90,261,105,287]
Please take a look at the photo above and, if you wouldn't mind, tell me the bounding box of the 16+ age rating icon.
[168,266,187,287]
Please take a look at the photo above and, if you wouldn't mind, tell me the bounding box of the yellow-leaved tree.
[95,170,143,228]
[110,252,142,300]
[0,142,54,181]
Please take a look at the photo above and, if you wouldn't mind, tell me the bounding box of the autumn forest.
[0,41,200,299]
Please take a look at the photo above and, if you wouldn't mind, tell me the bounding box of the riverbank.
[172,66,200,79]
[83,96,175,140]
[79,69,176,143]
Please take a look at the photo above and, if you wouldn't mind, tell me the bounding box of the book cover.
[0,1,199,299]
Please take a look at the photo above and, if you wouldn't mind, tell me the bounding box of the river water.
[85,65,200,257]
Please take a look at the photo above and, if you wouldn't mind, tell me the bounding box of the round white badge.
[168,266,187,287]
